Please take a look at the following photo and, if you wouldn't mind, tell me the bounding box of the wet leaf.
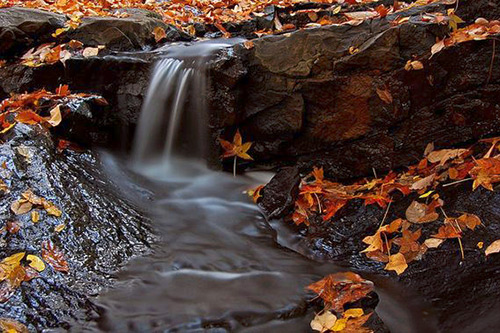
[82,47,99,58]
[376,87,393,104]
[427,148,468,165]
[41,240,69,273]
[219,130,253,160]
[0,318,28,333]
[26,255,45,272]
[54,224,66,233]
[10,200,32,215]
[432,224,461,239]
[456,213,481,231]
[307,272,374,312]
[43,200,62,217]
[405,201,438,224]
[404,60,424,71]
[424,238,444,248]
[6,221,20,234]
[31,210,40,223]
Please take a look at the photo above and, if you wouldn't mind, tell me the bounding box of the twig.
[379,200,392,228]
[442,178,472,187]
[487,39,496,85]
[313,193,323,214]
[372,167,378,179]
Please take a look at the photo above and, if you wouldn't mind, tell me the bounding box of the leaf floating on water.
[310,311,337,332]
[41,240,69,273]
[26,255,45,272]
[485,240,500,256]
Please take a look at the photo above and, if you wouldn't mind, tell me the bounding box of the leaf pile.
[20,41,104,68]
[307,272,375,332]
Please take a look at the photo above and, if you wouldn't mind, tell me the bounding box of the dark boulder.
[0,124,156,331]
[0,7,66,58]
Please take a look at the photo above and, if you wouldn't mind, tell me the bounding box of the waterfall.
[131,40,241,175]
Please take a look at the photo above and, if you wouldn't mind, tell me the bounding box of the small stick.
[372,167,378,179]
[442,178,472,187]
[313,193,323,214]
[379,200,392,228]
[487,39,496,85]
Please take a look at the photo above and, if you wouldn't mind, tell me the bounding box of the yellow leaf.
[0,123,15,135]
[82,47,99,58]
[332,318,347,331]
[54,224,66,232]
[43,201,62,217]
[0,318,29,333]
[404,60,424,71]
[31,210,40,223]
[344,308,364,319]
[52,27,69,37]
[153,26,167,43]
[419,190,434,198]
[477,241,484,249]
[26,255,45,272]
[385,253,408,275]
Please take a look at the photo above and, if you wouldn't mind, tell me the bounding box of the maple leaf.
[307,272,374,313]
[220,130,253,176]
[361,219,402,253]
[432,224,461,239]
[247,185,264,203]
[41,240,69,273]
[153,26,167,43]
[455,213,481,231]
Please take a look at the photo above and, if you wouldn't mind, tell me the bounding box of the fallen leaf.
[47,104,62,127]
[427,148,468,165]
[311,311,337,332]
[0,318,29,333]
[6,221,20,234]
[376,87,393,104]
[26,255,45,272]
[10,200,32,215]
[82,47,99,58]
[43,200,62,217]
[153,26,167,43]
[31,210,40,223]
[54,223,66,232]
[405,60,424,71]
[477,241,484,249]
[41,240,69,272]
[385,253,408,275]
[307,272,374,312]
[456,213,481,231]
[485,239,500,256]
[405,201,438,224]
[424,238,444,248]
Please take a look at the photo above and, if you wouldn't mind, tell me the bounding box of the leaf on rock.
[0,318,29,333]
[47,104,62,127]
[432,224,461,239]
[41,240,69,273]
[456,213,481,231]
[405,201,438,224]
[26,255,45,272]
[485,240,500,256]
[10,200,32,215]
[427,148,468,165]
[424,238,444,249]
[153,26,167,43]
[307,272,374,312]
[310,311,337,332]
[385,253,408,275]
[31,210,39,223]
[376,87,393,104]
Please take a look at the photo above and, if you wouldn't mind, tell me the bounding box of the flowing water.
[85,42,438,332]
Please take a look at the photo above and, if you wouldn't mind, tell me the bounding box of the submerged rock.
[0,124,155,330]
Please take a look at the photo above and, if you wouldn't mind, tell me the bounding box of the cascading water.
[82,41,436,332]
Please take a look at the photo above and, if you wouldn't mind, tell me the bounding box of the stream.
[77,41,437,332]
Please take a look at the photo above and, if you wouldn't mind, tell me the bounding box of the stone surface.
[0,7,66,57]
[0,124,155,331]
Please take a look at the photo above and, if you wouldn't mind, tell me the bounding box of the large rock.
[0,124,156,331]
[65,9,191,51]
[209,2,500,178]
[0,7,66,58]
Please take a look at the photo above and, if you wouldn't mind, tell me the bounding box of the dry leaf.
[26,255,45,272]
[385,253,408,275]
[485,239,500,256]
[311,311,337,332]
[82,47,99,58]
[405,60,424,71]
[47,104,62,127]
[31,210,40,223]
[11,200,32,215]
[376,87,393,104]
[153,26,167,43]
[424,238,444,248]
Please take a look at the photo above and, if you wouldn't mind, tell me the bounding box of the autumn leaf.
[41,240,69,273]
[6,221,21,234]
[385,252,408,275]
[82,47,100,58]
[427,148,468,165]
[153,26,167,43]
[424,238,444,249]
[31,210,40,223]
[376,87,393,104]
[10,200,32,215]
[15,111,44,125]
[26,255,45,272]
[405,201,439,224]
[46,104,62,127]
[432,224,461,239]
[220,130,253,176]
[307,272,374,312]
[0,318,29,333]
[455,213,481,231]
[485,240,500,256]
[310,311,337,332]
[404,60,424,71]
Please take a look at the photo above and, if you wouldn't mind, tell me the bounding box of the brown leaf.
[10,200,32,215]
[153,26,167,43]
[376,87,393,104]
[41,240,69,273]
[427,148,468,165]
[307,272,374,312]
[485,239,500,256]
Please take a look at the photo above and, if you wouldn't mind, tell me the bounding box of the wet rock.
[261,176,500,332]
[209,2,500,179]
[0,124,155,331]
[65,9,191,51]
[0,7,66,58]
[259,166,300,219]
